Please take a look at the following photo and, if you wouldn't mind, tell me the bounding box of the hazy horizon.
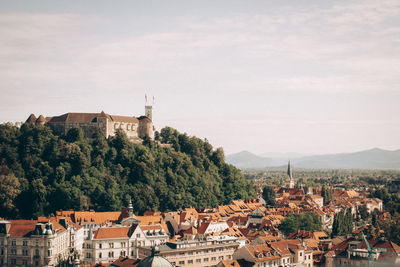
[1,0,399,155]
[228,147,399,157]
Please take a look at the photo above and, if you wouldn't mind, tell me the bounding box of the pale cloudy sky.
[1,0,399,155]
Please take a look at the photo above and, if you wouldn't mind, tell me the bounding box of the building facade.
[25,105,154,141]
[0,219,83,267]
[138,236,240,267]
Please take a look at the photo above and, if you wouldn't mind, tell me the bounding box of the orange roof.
[93,227,130,239]
[57,210,121,225]
[7,220,38,237]
[7,219,67,237]
[218,259,240,267]
[246,244,280,262]
[74,211,121,224]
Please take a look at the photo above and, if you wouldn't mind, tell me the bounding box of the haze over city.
[1,0,399,155]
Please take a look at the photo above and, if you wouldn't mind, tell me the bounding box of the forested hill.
[0,123,255,219]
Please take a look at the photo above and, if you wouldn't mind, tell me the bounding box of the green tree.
[262,186,276,207]
[66,127,84,143]
[0,172,21,217]
[279,212,322,236]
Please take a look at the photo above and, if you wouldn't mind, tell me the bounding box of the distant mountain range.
[226,148,400,169]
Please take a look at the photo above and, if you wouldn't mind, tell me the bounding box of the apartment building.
[138,236,240,267]
[0,218,83,267]
[81,223,169,265]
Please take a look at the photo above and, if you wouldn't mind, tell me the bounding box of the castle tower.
[287,160,294,189]
[144,94,153,121]
[145,105,153,121]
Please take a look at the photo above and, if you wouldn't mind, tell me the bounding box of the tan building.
[0,218,83,267]
[81,223,168,266]
[233,239,313,267]
[25,105,154,142]
[138,236,240,267]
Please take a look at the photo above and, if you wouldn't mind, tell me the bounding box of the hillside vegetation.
[0,123,255,219]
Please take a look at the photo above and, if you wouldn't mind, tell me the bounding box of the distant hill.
[226,148,400,169]
[226,151,276,169]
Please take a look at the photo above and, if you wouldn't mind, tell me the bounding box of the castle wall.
[43,111,154,142]
[107,120,141,142]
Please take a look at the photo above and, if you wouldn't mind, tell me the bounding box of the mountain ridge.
[226,148,400,169]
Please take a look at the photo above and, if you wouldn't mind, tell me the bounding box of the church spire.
[287,160,294,189]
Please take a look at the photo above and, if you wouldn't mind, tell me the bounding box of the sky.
[0,0,399,155]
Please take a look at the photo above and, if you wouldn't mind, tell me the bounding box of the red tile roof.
[93,227,131,239]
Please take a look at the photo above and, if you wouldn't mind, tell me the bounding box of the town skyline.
[1,0,399,155]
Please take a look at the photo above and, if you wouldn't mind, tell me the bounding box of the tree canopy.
[262,186,276,207]
[279,212,322,236]
[0,123,256,219]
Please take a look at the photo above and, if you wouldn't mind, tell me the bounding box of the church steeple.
[287,160,294,189]
[128,197,133,217]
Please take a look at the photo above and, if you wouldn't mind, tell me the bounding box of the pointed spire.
[128,196,133,217]
[287,160,292,180]
[287,160,294,189]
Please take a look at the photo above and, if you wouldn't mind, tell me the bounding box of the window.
[11,240,16,246]
[86,244,91,249]
[219,256,224,260]
[204,258,209,262]
[196,259,201,263]
[109,243,114,248]
[308,255,311,260]
[36,240,39,246]
[136,233,140,238]
[179,261,185,265]
[11,249,16,255]
[121,242,126,248]
[211,257,216,261]
[11,259,16,265]
[23,259,28,265]
[47,241,51,247]
[300,252,303,257]
[23,250,28,256]
[99,253,102,258]
[86,252,91,258]
[99,243,102,249]
[23,241,28,246]
[108,251,114,258]
[1,248,3,255]
[188,260,193,264]
[120,251,126,256]
[48,250,51,256]
[35,249,39,256]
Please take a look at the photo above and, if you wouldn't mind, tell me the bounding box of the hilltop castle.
[25,105,154,142]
